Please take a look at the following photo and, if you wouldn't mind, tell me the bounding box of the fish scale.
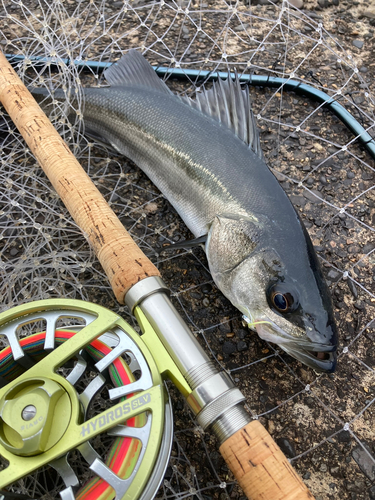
[32,50,338,372]
[81,86,289,235]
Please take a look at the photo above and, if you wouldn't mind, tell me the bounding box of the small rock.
[352,40,364,49]
[362,171,373,180]
[222,341,236,356]
[346,483,358,494]
[237,340,248,352]
[363,243,374,253]
[361,9,375,20]
[219,323,231,334]
[360,66,368,73]
[303,471,311,480]
[352,444,375,481]
[347,171,355,179]
[346,483,357,492]
[143,202,158,214]
[338,430,351,443]
[268,420,275,434]
[289,195,306,207]
[369,485,375,499]
[239,329,249,340]
[303,189,322,203]
[328,270,340,280]
[354,300,365,311]
[319,175,328,185]
[347,279,358,299]
[287,0,303,8]
[276,437,296,458]
[305,397,315,407]
[234,23,249,32]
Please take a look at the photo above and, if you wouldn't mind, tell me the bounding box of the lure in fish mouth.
[245,313,337,373]
[31,49,338,372]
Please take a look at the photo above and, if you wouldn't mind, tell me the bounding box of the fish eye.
[273,292,288,311]
[268,284,299,314]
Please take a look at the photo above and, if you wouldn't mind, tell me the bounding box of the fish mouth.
[278,343,337,373]
[253,321,337,373]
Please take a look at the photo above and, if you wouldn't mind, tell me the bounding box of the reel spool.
[0,299,173,500]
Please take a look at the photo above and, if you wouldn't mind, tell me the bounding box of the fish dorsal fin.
[184,73,263,159]
[104,49,173,95]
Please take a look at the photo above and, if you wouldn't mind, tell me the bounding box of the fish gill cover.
[0,0,374,499]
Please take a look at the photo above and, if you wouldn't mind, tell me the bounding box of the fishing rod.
[7,52,375,160]
[0,52,314,499]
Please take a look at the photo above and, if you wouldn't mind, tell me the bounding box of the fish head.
[206,213,338,373]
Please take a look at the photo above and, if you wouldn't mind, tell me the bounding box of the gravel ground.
[0,0,375,499]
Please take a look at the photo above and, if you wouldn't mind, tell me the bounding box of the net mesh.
[0,0,374,498]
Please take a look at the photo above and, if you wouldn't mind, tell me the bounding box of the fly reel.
[0,299,173,500]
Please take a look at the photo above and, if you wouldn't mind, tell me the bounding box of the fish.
[32,49,338,372]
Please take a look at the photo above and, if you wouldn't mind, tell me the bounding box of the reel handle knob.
[219,420,314,500]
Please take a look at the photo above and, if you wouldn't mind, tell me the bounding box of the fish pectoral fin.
[181,74,264,159]
[104,49,174,96]
[206,213,266,273]
[161,235,207,252]
[84,128,121,153]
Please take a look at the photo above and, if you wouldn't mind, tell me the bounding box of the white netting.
[0,0,374,499]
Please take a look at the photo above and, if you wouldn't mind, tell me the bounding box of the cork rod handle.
[0,51,160,303]
[220,420,314,500]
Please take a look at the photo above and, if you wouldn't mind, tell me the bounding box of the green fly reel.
[0,299,174,500]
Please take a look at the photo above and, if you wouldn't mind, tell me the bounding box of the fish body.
[80,85,291,236]
[32,50,338,372]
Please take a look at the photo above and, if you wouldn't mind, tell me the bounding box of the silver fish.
[32,50,338,372]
